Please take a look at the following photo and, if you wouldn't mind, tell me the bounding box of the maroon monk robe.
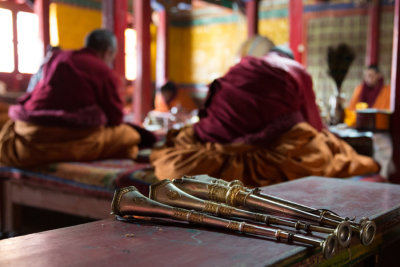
[359,77,384,107]
[9,48,124,127]
[194,52,324,146]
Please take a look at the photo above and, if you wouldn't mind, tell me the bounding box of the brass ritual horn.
[150,179,351,248]
[172,176,375,246]
[111,186,338,259]
[183,175,376,247]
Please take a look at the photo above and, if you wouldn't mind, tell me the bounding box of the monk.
[0,29,155,167]
[154,81,197,113]
[345,65,391,126]
[347,65,391,111]
[150,41,379,188]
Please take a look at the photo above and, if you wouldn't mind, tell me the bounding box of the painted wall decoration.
[306,13,368,111]
[49,2,102,49]
[168,0,290,95]
[304,3,394,119]
[44,0,394,110]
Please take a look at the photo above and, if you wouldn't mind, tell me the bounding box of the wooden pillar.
[102,0,126,82]
[246,0,258,38]
[11,4,19,90]
[390,0,400,184]
[156,9,168,90]
[102,0,113,31]
[133,0,152,124]
[366,0,380,66]
[289,0,303,63]
[114,0,127,79]
[34,0,50,55]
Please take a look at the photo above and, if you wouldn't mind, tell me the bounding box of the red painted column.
[11,5,19,90]
[156,9,168,89]
[156,9,168,90]
[390,0,400,184]
[366,0,380,66]
[289,0,303,63]
[34,0,50,55]
[114,0,127,79]
[102,0,113,31]
[133,0,152,124]
[246,0,258,38]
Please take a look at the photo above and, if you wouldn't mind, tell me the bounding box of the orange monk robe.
[150,122,380,188]
[0,120,141,168]
[347,84,391,111]
[154,90,197,113]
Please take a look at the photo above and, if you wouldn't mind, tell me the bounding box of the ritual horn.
[111,186,338,259]
[172,175,376,246]
[150,179,351,247]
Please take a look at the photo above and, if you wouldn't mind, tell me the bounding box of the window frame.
[0,1,37,92]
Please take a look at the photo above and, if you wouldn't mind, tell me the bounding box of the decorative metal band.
[275,229,281,241]
[173,208,190,221]
[187,211,205,224]
[242,224,256,234]
[217,205,234,217]
[236,190,252,207]
[202,202,234,217]
[226,185,242,206]
[227,221,241,231]
[359,217,369,225]
[208,184,228,203]
[227,180,244,188]
[319,210,328,224]
[111,186,137,215]
[244,190,253,204]
[203,201,219,214]
[255,213,268,223]
[304,223,311,232]
[226,221,245,232]
[238,222,245,233]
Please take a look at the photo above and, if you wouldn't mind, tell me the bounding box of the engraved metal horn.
[171,178,361,245]
[150,179,352,247]
[182,175,375,246]
[111,186,338,259]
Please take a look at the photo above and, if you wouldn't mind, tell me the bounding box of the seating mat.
[0,158,157,198]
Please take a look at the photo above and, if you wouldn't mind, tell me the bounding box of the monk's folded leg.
[0,121,141,167]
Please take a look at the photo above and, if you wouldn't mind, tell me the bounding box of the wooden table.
[1,177,400,267]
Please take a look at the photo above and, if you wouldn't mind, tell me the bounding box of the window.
[0,5,43,75]
[17,11,42,74]
[0,8,14,73]
[125,28,137,81]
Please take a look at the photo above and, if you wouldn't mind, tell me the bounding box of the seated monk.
[347,65,390,111]
[154,81,197,113]
[150,38,379,188]
[345,65,391,126]
[0,29,155,168]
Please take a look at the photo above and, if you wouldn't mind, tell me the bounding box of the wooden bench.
[0,158,156,236]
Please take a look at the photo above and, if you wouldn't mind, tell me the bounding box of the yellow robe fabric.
[347,84,391,111]
[150,123,379,187]
[0,120,141,168]
[154,90,197,113]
